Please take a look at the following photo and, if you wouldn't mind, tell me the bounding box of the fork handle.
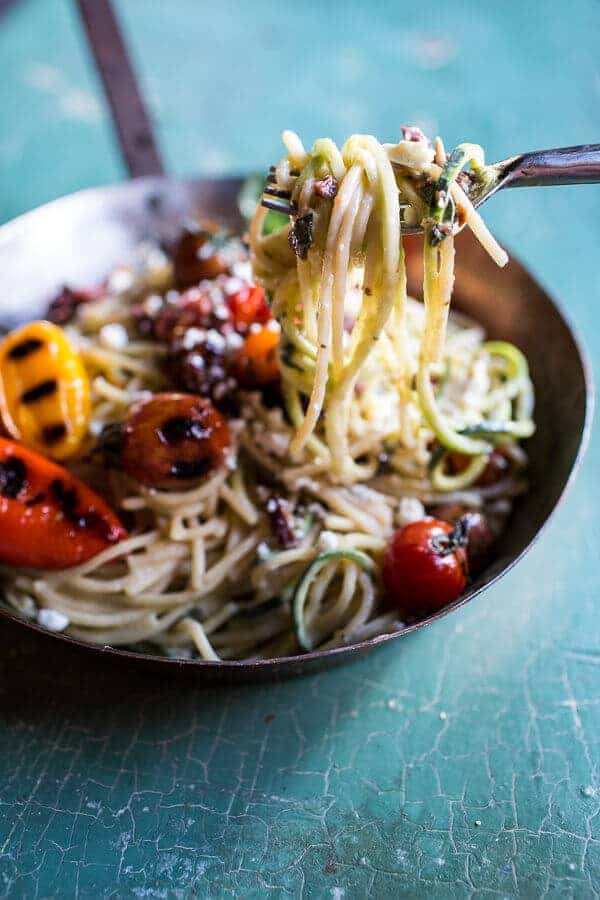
[500,144,600,189]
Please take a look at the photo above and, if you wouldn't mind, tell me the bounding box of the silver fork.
[261,144,600,234]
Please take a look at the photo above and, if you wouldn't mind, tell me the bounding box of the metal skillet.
[0,1,593,682]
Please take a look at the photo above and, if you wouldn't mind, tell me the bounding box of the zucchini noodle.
[1,127,535,661]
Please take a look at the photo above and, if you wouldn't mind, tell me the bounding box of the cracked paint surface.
[0,0,599,896]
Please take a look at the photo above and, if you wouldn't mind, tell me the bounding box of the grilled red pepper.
[0,436,126,569]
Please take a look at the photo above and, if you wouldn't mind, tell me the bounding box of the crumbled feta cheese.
[396,496,425,526]
[182,327,206,350]
[188,353,205,370]
[143,294,163,315]
[214,305,230,321]
[108,267,135,294]
[205,329,226,351]
[249,322,262,334]
[197,243,215,259]
[257,541,272,561]
[37,608,69,632]
[224,277,244,295]
[89,419,105,437]
[99,323,129,350]
[225,331,244,352]
[266,319,281,332]
[318,530,339,552]
[232,260,252,281]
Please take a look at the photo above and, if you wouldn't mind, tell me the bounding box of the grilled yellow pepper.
[0,321,90,460]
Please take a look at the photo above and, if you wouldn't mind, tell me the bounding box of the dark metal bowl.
[0,177,593,681]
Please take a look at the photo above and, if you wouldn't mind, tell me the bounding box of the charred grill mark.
[25,492,45,507]
[169,459,212,479]
[51,478,79,518]
[158,416,209,446]
[8,338,44,360]
[41,423,67,445]
[21,379,57,405]
[0,457,28,499]
[51,478,113,538]
[263,185,292,199]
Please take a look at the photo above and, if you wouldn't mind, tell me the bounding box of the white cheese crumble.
[256,541,272,561]
[143,294,163,315]
[182,327,206,350]
[37,608,70,632]
[205,329,226,351]
[108,267,135,294]
[318,530,339,552]
[396,496,425,527]
[99,323,129,350]
[223,277,244,295]
[225,331,244,352]
[89,419,105,437]
[232,260,252,281]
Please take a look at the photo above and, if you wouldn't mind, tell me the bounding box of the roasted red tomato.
[121,393,230,487]
[382,518,467,615]
[233,326,280,387]
[0,436,126,570]
[228,285,271,330]
[446,449,510,487]
[173,225,229,288]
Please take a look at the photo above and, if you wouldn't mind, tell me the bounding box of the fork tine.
[263,185,292,199]
[261,197,295,215]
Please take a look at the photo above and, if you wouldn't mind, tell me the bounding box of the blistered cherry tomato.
[0,436,126,569]
[382,519,467,615]
[173,225,229,288]
[447,449,509,487]
[233,326,280,387]
[228,285,271,330]
[121,393,229,487]
[427,506,495,576]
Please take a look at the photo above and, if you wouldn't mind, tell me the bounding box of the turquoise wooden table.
[0,1,598,896]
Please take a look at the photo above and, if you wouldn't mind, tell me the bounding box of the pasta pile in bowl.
[0,127,534,660]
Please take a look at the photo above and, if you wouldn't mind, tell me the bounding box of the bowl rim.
[0,176,594,672]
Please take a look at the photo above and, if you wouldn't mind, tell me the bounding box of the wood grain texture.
[0,0,598,896]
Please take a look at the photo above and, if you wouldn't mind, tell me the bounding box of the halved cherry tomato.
[382,518,467,615]
[228,285,271,330]
[120,393,230,487]
[173,225,229,288]
[0,436,126,570]
[233,326,280,387]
